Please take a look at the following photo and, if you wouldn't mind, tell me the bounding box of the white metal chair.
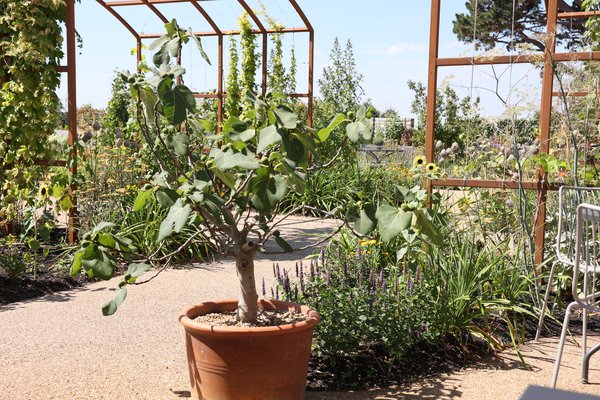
[536,186,600,341]
[552,203,600,388]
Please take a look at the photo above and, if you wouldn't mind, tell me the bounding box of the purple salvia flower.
[310,261,315,279]
[415,266,421,282]
[262,277,266,297]
[408,277,414,295]
[275,287,280,300]
[295,262,299,278]
[320,247,325,266]
[378,269,385,286]
[300,271,305,294]
[343,261,348,282]
[271,288,275,298]
[294,286,298,300]
[300,262,304,278]
[276,263,281,280]
[368,267,375,285]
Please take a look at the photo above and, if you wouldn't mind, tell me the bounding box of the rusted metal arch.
[425,0,600,267]
[99,0,314,127]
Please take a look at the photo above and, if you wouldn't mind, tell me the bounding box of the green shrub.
[275,229,536,386]
[0,245,26,279]
[280,161,418,217]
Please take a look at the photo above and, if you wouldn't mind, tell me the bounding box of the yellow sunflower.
[425,163,438,173]
[37,185,50,199]
[413,156,426,168]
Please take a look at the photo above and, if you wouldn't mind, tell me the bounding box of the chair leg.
[536,261,559,341]
[552,301,578,389]
[582,307,588,365]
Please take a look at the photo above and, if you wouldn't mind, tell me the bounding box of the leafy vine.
[0,0,66,226]
[238,12,259,112]
[225,36,241,118]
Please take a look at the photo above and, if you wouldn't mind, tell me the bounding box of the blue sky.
[60,0,543,119]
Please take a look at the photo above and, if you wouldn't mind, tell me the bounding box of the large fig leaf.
[317,113,345,142]
[158,78,195,125]
[375,205,413,242]
[251,173,288,212]
[257,125,282,153]
[158,199,191,242]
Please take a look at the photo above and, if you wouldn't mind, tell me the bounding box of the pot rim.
[179,299,320,336]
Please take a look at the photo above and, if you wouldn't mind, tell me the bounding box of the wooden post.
[66,0,78,243]
[425,0,441,198]
[534,0,559,267]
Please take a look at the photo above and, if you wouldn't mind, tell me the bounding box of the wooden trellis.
[425,0,600,266]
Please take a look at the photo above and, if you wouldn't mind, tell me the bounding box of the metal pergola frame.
[57,0,314,242]
[425,0,600,266]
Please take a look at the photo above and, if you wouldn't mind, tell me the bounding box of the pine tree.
[453,0,586,52]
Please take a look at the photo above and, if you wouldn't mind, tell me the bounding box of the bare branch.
[224,171,254,208]
[262,205,342,245]
[307,137,348,171]
[261,220,345,255]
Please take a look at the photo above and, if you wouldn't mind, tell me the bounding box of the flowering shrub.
[274,229,536,387]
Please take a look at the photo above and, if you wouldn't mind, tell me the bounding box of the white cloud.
[385,43,427,55]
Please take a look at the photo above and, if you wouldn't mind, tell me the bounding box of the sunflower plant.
[345,178,445,264]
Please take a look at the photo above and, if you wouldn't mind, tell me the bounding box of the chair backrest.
[573,203,600,309]
[556,186,600,266]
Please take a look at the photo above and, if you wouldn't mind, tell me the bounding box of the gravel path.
[1,216,600,399]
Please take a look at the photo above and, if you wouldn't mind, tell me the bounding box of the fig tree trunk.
[235,241,258,322]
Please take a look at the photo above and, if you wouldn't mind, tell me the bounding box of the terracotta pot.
[179,299,319,400]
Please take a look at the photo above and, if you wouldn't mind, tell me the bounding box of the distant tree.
[453,0,586,52]
[407,80,481,148]
[583,0,600,49]
[318,38,365,113]
[101,73,131,134]
[381,108,399,118]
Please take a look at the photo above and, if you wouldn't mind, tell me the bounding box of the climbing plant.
[225,36,241,118]
[0,0,68,228]
[288,44,297,94]
[267,27,287,96]
[238,12,259,112]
